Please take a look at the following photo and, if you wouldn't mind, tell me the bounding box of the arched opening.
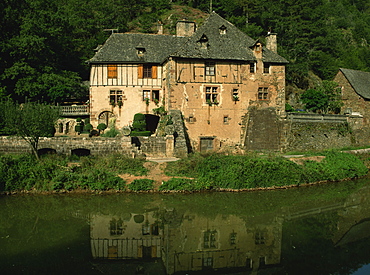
[145,114,160,133]
[38,148,57,156]
[58,123,63,133]
[71,148,91,157]
[98,111,115,126]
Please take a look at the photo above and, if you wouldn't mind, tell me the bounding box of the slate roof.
[340,68,370,99]
[172,12,288,63]
[89,34,186,64]
[89,12,288,64]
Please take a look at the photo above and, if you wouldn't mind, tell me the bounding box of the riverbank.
[0,150,368,195]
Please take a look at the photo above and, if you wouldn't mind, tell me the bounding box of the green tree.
[300,81,342,114]
[1,101,60,160]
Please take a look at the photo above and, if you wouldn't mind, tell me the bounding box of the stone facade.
[88,12,288,152]
[333,68,370,146]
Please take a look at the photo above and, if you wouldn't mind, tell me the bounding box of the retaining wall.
[0,135,175,158]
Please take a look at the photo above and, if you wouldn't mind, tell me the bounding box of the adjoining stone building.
[334,68,370,145]
[88,12,288,152]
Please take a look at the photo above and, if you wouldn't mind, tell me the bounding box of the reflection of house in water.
[162,213,283,274]
[90,211,162,260]
[90,209,283,274]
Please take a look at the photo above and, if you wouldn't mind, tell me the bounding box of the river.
[1,178,370,275]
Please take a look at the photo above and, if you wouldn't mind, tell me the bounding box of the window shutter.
[138,64,143,79]
[108,64,117,79]
[151,65,157,79]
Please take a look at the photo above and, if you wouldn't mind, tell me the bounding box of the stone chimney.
[157,21,163,34]
[176,20,196,37]
[266,32,277,53]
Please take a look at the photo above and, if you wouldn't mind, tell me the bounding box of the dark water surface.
[1,178,370,275]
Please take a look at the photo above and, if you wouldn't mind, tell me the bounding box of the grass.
[0,154,147,192]
[0,150,368,193]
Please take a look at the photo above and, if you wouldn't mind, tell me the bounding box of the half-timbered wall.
[90,64,162,87]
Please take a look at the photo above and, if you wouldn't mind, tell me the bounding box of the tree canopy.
[0,101,61,159]
[2,0,370,102]
[300,81,342,113]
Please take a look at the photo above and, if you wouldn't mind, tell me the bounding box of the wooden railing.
[60,105,89,116]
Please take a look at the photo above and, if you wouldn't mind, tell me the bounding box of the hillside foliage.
[2,0,370,103]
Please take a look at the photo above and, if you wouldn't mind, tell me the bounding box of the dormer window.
[219,25,227,35]
[136,47,146,56]
[255,43,262,53]
[198,34,208,49]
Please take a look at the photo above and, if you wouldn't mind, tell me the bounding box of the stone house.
[88,12,288,151]
[333,68,370,144]
[334,68,370,121]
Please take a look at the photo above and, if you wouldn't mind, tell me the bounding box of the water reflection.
[1,179,370,274]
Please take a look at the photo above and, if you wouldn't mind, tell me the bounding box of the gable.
[339,68,370,100]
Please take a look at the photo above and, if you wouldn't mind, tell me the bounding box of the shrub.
[165,153,205,178]
[75,124,82,134]
[301,151,368,183]
[195,154,303,189]
[97,123,107,132]
[84,123,93,132]
[132,113,146,131]
[130,130,151,136]
[101,127,120,137]
[128,179,154,191]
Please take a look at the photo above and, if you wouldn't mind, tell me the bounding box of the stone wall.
[132,136,174,158]
[245,107,281,151]
[168,110,189,157]
[284,121,352,152]
[0,136,174,158]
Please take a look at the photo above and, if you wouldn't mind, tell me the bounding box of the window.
[142,223,150,235]
[143,90,151,101]
[230,232,237,245]
[138,64,157,79]
[250,62,255,73]
[108,64,118,79]
[110,90,123,105]
[219,25,227,35]
[205,62,215,76]
[232,89,239,101]
[255,231,266,245]
[203,230,217,249]
[205,87,218,104]
[143,65,152,78]
[258,87,269,100]
[152,90,160,102]
[136,47,146,56]
[142,90,160,102]
[198,34,208,49]
[110,218,124,235]
[203,257,213,267]
[188,115,196,123]
[263,63,270,74]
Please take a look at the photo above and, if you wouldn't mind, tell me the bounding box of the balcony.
[60,105,89,117]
